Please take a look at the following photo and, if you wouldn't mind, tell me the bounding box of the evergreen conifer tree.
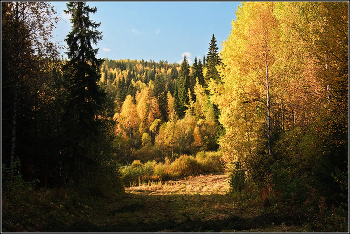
[192,57,205,87]
[154,73,168,121]
[205,34,221,84]
[62,2,108,185]
[205,34,223,142]
[174,56,190,118]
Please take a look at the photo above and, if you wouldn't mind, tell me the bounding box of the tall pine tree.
[174,55,190,118]
[205,34,221,85]
[62,2,107,185]
[154,73,168,121]
[205,34,223,144]
[192,57,205,87]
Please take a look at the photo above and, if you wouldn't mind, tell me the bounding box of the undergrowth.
[120,151,223,186]
[227,161,348,232]
[2,160,124,232]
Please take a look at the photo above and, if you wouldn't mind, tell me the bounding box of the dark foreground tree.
[2,2,63,186]
[61,2,122,194]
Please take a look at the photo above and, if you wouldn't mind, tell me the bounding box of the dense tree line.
[212,1,347,208]
[2,2,122,196]
[104,35,222,164]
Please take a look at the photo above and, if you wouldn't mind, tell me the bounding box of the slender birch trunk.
[264,45,272,157]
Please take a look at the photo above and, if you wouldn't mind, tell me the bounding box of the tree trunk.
[264,46,272,157]
[10,81,19,170]
[10,2,20,170]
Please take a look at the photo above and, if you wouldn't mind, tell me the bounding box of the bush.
[153,162,169,181]
[228,162,246,193]
[168,155,202,178]
[131,160,143,168]
[120,152,225,186]
[121,160,160,186]
[270,160,309,206]
[120,163,144,186]
[195,151,223,173]
[143,160,156,175]
[130,145,161,162]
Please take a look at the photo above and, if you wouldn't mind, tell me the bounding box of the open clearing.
[125,173,230,195]
[42,173,312,232]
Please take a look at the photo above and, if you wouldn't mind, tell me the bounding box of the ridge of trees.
[102,45,221,163]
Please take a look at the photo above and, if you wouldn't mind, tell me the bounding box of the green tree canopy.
[205,34,221,84]
[174,55,191,118]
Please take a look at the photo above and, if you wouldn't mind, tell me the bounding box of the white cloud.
[131,28,140,35]
[177,52,193,64]
[181,52,191,58]
[155,28,161,34]
[177,52,193,65]
[177,58,193,65]
[103,47,110,52]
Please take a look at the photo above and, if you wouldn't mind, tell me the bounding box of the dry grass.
[125,173,230,195]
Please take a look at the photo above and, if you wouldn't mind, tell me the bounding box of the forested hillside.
[98,51,222,164]
[2,1,348,232]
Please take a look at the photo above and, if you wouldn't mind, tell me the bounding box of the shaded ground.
[43,174,313,232]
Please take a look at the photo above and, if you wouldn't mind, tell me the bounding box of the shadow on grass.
[46,211,310,232]
[44,192,312,232]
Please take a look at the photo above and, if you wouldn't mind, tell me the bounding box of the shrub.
[131,160,143,169]
[142,160,157,181]
[81,161,124,198]
[122,160,161,186]
[270,160,309,206]
[168,155,202,178]
[154,162,169,181]
[195,151,223,173]
[228,161,246,193]
[120,151,224,186]
[130,145,161,162]
[121,162,144,186]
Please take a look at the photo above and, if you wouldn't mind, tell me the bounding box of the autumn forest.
[2,2,348,232]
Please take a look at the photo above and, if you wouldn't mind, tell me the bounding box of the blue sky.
[52,1,241,64]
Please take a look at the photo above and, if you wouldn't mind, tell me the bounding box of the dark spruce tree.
[191,57,205,88]
[154,73,168,121]
[205,34,221,85]
[174,55,190,118]
[63,1,104,134]
[205,34,224,149]
[62,2,122,194]
[168,66,178,95]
